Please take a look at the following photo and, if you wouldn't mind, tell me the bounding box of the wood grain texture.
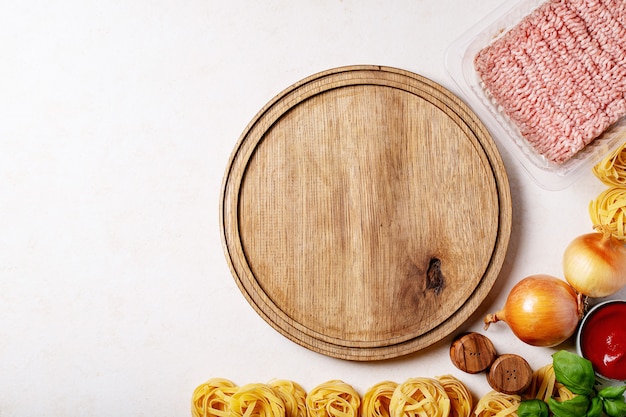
[220,65,512,361]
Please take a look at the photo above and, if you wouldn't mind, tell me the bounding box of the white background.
[0,0,617,416]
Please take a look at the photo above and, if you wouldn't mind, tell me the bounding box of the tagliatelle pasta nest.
[229,383,287,417]
[473,391,520,417]
[269,379,307,417]
[590,141,626,241]
[436,375,473,417]
[593,142,626,187]
[523,364,575,403]
[589,187,626,241]
[191,378,238,417]
[361,381,398,417]
[389,377,451,417]
[306,380,361,417]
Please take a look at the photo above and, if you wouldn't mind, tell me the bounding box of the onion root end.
[483,313,500,331]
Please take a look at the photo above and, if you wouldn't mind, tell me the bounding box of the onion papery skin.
[563,231,626,298]
[484,275,583,347]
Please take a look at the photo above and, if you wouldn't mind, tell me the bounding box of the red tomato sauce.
[580,301,626,381]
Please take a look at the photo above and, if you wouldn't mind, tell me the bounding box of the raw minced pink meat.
[474,0,626,165]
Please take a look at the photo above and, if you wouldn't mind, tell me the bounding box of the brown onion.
[563,228,626,298]
[484,274,584,347]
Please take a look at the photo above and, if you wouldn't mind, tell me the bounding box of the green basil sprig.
[588,397,605,417]
[548,395,590,417]
[552,350,595,395]
[599,386,626,401]
[518,399,549,417]
[519,351,626,417]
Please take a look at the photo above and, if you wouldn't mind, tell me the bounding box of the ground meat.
[474,0,626,165]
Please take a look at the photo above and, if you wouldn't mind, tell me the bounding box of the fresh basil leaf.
[518,399,549,417]
[552,350,596,395]
[599,386,626,400]
[549,395,590,417]
[603,398,626,417]
[587,396,603,417]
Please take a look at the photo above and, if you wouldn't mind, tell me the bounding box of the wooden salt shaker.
[486,354,533,395]
[450,332,498,374]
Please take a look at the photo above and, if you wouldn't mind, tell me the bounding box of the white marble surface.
[0,0,614,416]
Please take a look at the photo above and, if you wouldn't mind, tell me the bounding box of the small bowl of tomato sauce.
[577,300,626,381]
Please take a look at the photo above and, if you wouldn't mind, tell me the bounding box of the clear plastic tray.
[445,0,626,190]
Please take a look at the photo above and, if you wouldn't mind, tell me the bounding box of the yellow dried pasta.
[268,379,307,417]
[390,377,451,417]
[473,391,520,417]
[306,380,360,417]
[361,381,398,417]
[555,386,576,402]
[593,141,626,186]
[436,375,473,417]
[523,364,574,403]
[191,378,238,417]
[229,383,286,417]
[590,187,626,241]
[523,364,555,402]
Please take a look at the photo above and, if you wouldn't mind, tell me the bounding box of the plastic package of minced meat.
[446,0,626,190]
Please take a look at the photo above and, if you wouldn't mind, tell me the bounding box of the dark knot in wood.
[426,257,445,295]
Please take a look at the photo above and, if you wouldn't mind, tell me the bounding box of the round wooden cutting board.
[220,65,512,361]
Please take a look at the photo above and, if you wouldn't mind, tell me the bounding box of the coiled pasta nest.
[306,380,361,417]
[191,378,238,417]
[591,141,626,241]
